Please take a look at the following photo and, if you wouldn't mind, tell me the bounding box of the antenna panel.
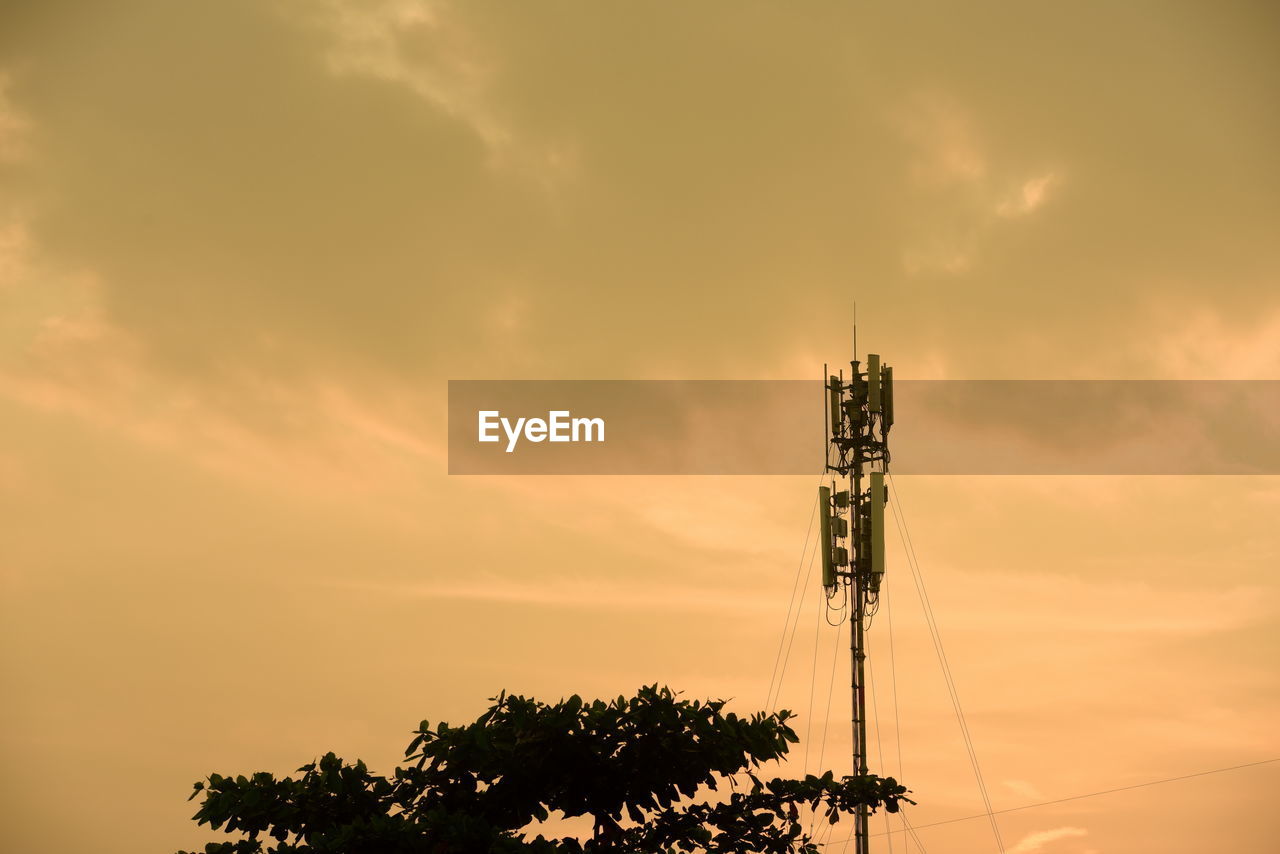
[829,377,842,435]
[819,486,834,587]
[882,365,894,429]
[868,354,881,413]
[869,471,886,576]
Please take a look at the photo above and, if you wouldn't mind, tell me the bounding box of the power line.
[780,540,820,701]
[867,657,898,854]
[899,812,930,853]
[810,615,846,841]
[805,575,825,777]
[817,607,846,776]
[887,475,1004,852]
[883,551,912,852]
[767,478,823,711]
[821,758,1280,846]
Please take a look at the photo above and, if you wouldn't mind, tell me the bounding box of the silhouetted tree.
[179,684,909,853]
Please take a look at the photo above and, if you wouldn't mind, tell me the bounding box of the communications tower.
[820,354,893,854]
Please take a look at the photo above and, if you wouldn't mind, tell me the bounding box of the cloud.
[0,213,450,502]
[308,0,503,145]
[895,92,1063,275]
[296,0,577,183]
[0,71,32,164]
[997,172,1060,218]
[889,564,1271,638]
[0,216,29,287]
[317,575,780,615]
[901,232,980,276]
[1007,826,1088,854]
[0,216,118,362]
[1003,778,1045,801]
[1149,304,1280,379]
[898,93,987,188]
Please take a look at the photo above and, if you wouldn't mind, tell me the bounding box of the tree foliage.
[179,685,910,853]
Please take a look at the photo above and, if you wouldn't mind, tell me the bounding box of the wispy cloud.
[0,71,32,164]
[294,0,577,184]
[0,215,448,502]
[889,568,1272,637]
[997,172,1059,218]
[317,575,780,615]
[1003,778,1045,801]
[895,92,1062,275]
[1149,304,1280,379]
[898,93,987,189]
[1008,826,1088,854]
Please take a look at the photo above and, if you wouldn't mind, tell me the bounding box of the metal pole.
[857,601,870,854]
[851,580,867,853]
[849,360,869,854]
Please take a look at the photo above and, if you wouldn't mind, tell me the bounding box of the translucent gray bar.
[447,380,1280,475]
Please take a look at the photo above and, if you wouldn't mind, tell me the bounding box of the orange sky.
[1,2,1278,852]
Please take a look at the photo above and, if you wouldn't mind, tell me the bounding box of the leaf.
[178,685,909,853]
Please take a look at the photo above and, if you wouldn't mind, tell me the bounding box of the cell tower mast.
[820,351,893,854]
